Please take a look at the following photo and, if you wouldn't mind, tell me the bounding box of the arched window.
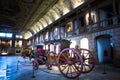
[80,38,89,49]
[60,25,66,38]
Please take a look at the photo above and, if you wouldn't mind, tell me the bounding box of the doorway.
[96,35,113,63]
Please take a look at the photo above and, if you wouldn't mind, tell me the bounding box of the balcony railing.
[31,15,120,45]
[82,15,120,33]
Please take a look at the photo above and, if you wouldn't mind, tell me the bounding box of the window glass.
[0,33,12,38]
[0,33,5,37]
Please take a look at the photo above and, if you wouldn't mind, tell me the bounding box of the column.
[112,0,118,24]
[12,34,15,47]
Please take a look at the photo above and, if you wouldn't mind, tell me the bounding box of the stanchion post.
[32,61,35,78]
[102,50,107,74]
[32,69,35,78]
[103,60,106,74]
[17,60,19,71]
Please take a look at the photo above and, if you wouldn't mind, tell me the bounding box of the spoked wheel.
[41,55,47,64]
[32,60,39,70]
[80,48,95,73]
[58,48,83,79]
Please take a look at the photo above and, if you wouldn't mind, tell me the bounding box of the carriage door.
[96,35,113,63]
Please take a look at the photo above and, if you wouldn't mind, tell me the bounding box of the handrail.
[82,15,120,33]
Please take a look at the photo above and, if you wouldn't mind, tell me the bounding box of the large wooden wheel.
[32,60,39,70]
[79,48,95,73]
[58,48,83,79]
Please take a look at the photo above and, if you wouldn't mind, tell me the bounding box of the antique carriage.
[21,47,31,58]
[32,39,95,79]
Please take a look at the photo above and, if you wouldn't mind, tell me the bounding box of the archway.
[80,38,89,49]
[95,35,113,63]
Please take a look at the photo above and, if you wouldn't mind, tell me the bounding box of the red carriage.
[32,39,95,79]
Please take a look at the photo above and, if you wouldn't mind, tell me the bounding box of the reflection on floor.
[0,56,120,80]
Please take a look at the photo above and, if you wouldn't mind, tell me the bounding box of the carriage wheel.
[80,49,95,73]
[32,60,39,70]
[58,48,83,79]
[42,55,47,64]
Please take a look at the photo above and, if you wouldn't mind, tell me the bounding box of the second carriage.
[32,39,95,79]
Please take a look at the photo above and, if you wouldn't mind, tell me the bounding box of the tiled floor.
[0,56,120,80]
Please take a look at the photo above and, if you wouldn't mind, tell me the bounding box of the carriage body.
[45,39,71,66]
[21,48,31,58]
